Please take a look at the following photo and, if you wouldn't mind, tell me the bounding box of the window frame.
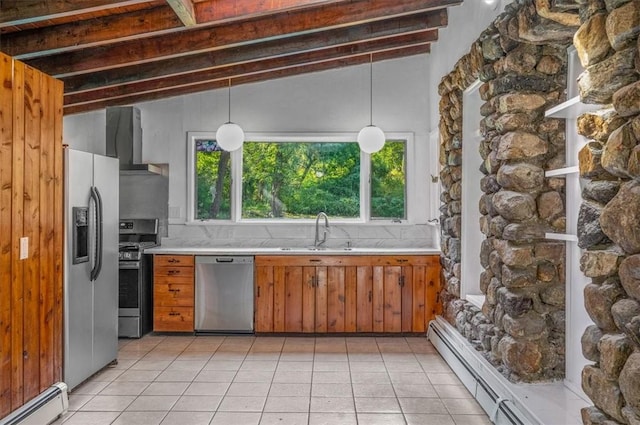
[186,131,414,224]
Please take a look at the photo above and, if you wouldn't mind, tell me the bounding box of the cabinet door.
[285,266,303,332]
[372,266,385,332]
[273,266,286,332]
[302,266,316,333]
[412,265,427,333]
[255,265,274,332]
[383,266,402,332]
[314,266,328,333]
[425,259,442,325]
[401,266,414,333]
[356,266,373,332]
[344,266,357,332]
[326,266,345,333]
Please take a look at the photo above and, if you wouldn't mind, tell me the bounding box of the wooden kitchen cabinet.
[153,255,195,332]
[255,256,357,333]
[255,255,440,334]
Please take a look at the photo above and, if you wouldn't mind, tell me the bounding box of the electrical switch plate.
[20,237,28,260]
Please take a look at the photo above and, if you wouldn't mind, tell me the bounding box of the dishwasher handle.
[195,255,254,265]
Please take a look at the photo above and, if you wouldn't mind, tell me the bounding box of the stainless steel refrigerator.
[64,148,119,390]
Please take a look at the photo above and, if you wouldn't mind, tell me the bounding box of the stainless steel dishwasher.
[195,256,254,333]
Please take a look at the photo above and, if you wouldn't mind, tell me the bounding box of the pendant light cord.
[369,54,373,126]
[227,78,232,123]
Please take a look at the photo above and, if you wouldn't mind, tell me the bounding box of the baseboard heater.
[428,317,535,425]
[0,383,68,425]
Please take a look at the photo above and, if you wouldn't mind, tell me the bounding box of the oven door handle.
[119,261,141,270]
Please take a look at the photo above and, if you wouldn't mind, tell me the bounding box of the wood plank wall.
[0,51,64,418]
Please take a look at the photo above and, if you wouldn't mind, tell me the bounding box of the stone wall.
[439,0,578,382]
[574,1,640,424]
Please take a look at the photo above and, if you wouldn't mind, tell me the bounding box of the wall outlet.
[20,237,28,260]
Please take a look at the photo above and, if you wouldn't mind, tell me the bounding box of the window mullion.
[232,147,243,222]
[361,150,371,222]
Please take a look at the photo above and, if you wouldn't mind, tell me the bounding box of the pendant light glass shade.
[357,125,385,154]
[216,122,244,151]
[358,54,384,154]
[216,79,244,151]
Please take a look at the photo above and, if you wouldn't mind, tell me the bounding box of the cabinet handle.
[257,286,260,297]
[168,269,179,275]
[399,276,405,287]
[309,259,321,263]
[168,288,181,293]
[168,312,180,316]
[368,290,372,302]
[309,276,316,287]
[168,258,179,263]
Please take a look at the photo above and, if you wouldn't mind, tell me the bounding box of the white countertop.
[146,246,441,256]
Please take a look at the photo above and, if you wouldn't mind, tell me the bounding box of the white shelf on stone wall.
[545,232,578,242]
[544,96,604,119]
[545,166,579,177]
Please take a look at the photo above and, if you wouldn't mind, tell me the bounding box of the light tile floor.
[53,335,491,425]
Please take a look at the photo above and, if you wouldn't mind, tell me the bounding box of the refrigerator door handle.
[90,186,104,281]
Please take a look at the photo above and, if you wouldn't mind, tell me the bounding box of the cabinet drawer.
[154,307,194,332]
[154,265,194,278]
[155,255,194,267]
[155,283,194,307]
[154,275,193,286]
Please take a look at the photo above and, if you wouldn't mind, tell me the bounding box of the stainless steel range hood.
[106,106,167,174]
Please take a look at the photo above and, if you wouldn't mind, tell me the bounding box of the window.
[193,139,232,220]
[242,141,361,219]
[371,141,406,220]
[187,133,409,223]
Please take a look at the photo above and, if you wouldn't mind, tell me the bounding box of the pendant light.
[216,78,244,151]
[357,54,385,154]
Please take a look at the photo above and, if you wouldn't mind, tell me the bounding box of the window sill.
[545,232,578,242]
[466,294,485,309]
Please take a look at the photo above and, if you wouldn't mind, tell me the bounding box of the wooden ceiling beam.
[2,0,356,57]
[192,0,350,22]
[28,8,448,78]
[166,0,196,26]
[234,45,431,85]
[63,44,430,115]
[63,32,436,105]
[60,17,439,93]
[0,0,153,28]
[2,6,183,59]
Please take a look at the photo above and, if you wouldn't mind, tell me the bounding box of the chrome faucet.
[314,212,330,248]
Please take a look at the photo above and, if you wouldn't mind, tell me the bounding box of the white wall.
[64,54,437,247]
[427,0,512,129]
[63,110,106,154]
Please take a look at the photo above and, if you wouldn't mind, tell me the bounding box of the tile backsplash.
[164,223,438,249]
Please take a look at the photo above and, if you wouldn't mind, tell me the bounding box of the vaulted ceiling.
[0,0,462,115]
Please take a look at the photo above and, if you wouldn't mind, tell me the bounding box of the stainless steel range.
[118,218,159,338]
